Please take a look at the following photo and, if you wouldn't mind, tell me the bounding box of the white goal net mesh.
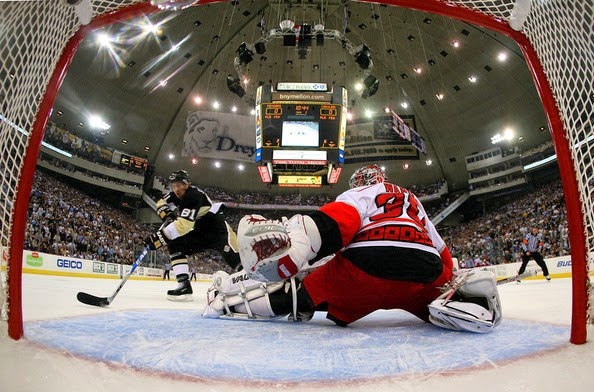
[0,0,592,338]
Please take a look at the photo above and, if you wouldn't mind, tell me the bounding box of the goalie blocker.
[202,269,502,333]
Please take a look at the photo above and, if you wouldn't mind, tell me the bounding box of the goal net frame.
[1,0,591,344]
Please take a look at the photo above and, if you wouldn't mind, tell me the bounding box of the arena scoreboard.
[255,83,347,187]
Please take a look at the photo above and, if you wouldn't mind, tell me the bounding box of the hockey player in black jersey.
[145,170,241,301]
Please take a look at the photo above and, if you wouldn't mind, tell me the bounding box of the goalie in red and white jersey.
[203,164,502,332]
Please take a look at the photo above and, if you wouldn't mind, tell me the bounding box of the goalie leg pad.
[457,270,502,327]
[428,270,501,333]
[428,300,497,333]
[202,270,286,319]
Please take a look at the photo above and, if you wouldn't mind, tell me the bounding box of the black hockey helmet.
[168,169,191,184]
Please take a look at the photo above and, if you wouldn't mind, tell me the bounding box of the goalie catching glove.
[237,214,322,282]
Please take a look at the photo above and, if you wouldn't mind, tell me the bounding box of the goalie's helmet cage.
[348,164,387,189]
[168,169,191,184]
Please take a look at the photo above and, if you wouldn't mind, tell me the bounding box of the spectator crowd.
[24,167,571,275]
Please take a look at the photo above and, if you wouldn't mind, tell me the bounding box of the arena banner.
[183,111,256,162]
[463,253,594,280]
[4,246,592,281]
[16,249,167,280]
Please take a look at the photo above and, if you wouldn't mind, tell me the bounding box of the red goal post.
[0,0,592,343]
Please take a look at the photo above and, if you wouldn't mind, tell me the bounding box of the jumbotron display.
[255,83,347,187]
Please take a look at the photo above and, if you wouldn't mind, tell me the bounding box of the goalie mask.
[348,164,387,189]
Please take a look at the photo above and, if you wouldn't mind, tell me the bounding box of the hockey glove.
[237,214,321,282]
[145,230,168,250]
[157,204,175,222]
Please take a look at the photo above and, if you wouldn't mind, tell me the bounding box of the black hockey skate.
[167,279,193,302]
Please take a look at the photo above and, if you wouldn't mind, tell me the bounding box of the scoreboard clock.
[255,83,346,187]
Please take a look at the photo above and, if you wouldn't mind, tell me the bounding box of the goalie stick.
[438,269,538,305]
[77,246,150,307]
[496,269,538,285]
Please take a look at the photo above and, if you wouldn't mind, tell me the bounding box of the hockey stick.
[496,269,538,285]
[439,269,538,305]
[77,247,150,307]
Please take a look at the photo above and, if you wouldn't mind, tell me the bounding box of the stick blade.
[77,292,110,307]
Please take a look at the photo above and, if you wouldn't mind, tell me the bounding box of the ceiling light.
[121,139,128,144]
[194,96,203,105]
[142,22,160,35]
[435,93,444,100]
[159,80,167,87]
[365,109,373,118]
[414,67,422,74]
[191,157,198,165]
[254,42,266,54]
[503,127,514,140]
[214,161,222,168]
[231,106,237,112]
[355,82,363,91]
[491,134,503,144]
[468,75,477,83]
[279,19,295,30]
[150,0,196,10]
[168,153,175,160]
[250,109,256,115]
[451,40,460,48]
[346,112,353,121]
[238,164,245,171]
[78,122,83,127]
[144,146,151,151]
[384,107,391,113]
[96,32,111,48]
[354,45,371,70]
[401,102,408,109]
[497,52,508,62]
[425,159,432,166]
[212,101,220,109]
[403,163,409,169]
[226,75,245,98]
[56,109,63,116]
[380,166,386,172]
[88,115,110,130]
[361,75,379,99]
[236,42,254,65]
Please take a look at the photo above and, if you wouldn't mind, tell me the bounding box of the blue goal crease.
[24,309,569,382]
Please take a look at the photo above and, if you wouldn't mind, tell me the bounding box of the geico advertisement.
[19,249,163,278]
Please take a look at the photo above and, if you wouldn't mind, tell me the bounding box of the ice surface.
[1,274,593,391]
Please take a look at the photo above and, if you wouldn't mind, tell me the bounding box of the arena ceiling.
[48,0,553,195]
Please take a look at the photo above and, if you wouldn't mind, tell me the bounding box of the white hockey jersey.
[317,182,447,282]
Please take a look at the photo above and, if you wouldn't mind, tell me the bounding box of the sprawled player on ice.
[202,164,502,333]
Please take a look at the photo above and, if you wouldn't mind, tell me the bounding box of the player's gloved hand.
[145,231,167,250]
[157,204,175,221]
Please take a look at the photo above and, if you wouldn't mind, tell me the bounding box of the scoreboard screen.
[258,103,343,156]
[254,83,347,186]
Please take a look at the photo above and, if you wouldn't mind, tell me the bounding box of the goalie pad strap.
[203,271,287,319]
